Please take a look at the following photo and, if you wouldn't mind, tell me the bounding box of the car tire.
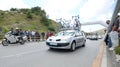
[82,42,86,47]
[71,42,76,51]
[82,44,85,47]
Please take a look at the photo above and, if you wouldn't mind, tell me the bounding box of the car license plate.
[50,42,57,45]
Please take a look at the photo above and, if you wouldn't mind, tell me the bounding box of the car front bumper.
[46,42,71,49]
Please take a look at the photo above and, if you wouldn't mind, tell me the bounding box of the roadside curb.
[107,46,120,67]
[101,45,107,67]
[92,42,105,67]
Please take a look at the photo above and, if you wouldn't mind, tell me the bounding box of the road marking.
[91,42,104,67]
[0,49,45,59]
[1,55,15,58]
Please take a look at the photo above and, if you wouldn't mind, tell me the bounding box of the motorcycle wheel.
[2,40,9,46]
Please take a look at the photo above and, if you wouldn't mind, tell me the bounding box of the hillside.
[0,6,59,33]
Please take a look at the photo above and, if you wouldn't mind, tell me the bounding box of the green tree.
[19,8,30,14]
[10,8,18,11]
[31,6,46,16]
[31,6,41,15]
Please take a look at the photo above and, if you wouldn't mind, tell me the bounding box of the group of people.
[9,28,53,42]
[104,15,120,50]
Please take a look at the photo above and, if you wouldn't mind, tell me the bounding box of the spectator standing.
[115,16,120,47]
[25,30,31,41]
[45,31,49,40]
[109,15,120,50]
[31,31,35,41]
[41,32,45,41]
[104,20,111,47]
[49,31,53,37]
[35,31,40,41]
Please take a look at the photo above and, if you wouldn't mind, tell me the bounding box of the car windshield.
[55,31,75,36]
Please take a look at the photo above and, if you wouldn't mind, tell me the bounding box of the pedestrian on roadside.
[35,31,40,41]
[45,31,49,40]
[104,20,111,47]
[49,31,53,37]
[109,15,120,50]
[31,31,35,41]
[41,32,45,41]
[24,30,31,41]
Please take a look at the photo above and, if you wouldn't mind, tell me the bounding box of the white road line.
[0,49,45,59]
[1,55,15,58]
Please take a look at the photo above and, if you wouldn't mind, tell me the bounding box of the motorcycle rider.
[19,29,24,41]
[14,28,19,36]
[14,28,24,41]
[2,28,25,46]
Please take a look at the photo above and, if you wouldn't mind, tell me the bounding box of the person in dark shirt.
[104,20,110,46]
[14,28,20,36]
[35,31,40,41]
[41,32,45,41]
[112,16,119,31]
[18,29,24,41]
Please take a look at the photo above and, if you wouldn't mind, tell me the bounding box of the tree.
[31,6,41,15]
[10,8,18,11]
[19,8,30,14]
[31,6,46,16]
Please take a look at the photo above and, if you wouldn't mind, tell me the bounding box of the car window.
[75,31,80,36]
[78,31,83,36]
[55,31,75,36]
[75,31,83,36]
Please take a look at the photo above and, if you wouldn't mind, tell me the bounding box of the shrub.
[26,11,33,19]
[48,26,55,31]
[40,16,49,25]
[114,46,120,55]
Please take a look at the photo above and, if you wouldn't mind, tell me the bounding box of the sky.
[0,0,117,32]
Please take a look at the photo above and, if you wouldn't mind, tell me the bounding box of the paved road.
[0,39,102,67]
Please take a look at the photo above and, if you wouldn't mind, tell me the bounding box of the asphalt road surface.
[0,39,103,67]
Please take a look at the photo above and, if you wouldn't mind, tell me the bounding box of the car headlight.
[62,38,71,43]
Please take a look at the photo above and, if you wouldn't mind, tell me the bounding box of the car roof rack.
[60,27,80,31]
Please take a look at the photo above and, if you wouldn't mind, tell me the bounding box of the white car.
[46,30,86,51]
[98,35,102,39]
[89,35,98,40]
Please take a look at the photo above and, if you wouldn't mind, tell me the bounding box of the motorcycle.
[2,31,27,46]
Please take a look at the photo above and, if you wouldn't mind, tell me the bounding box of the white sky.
[0,0,117,32]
